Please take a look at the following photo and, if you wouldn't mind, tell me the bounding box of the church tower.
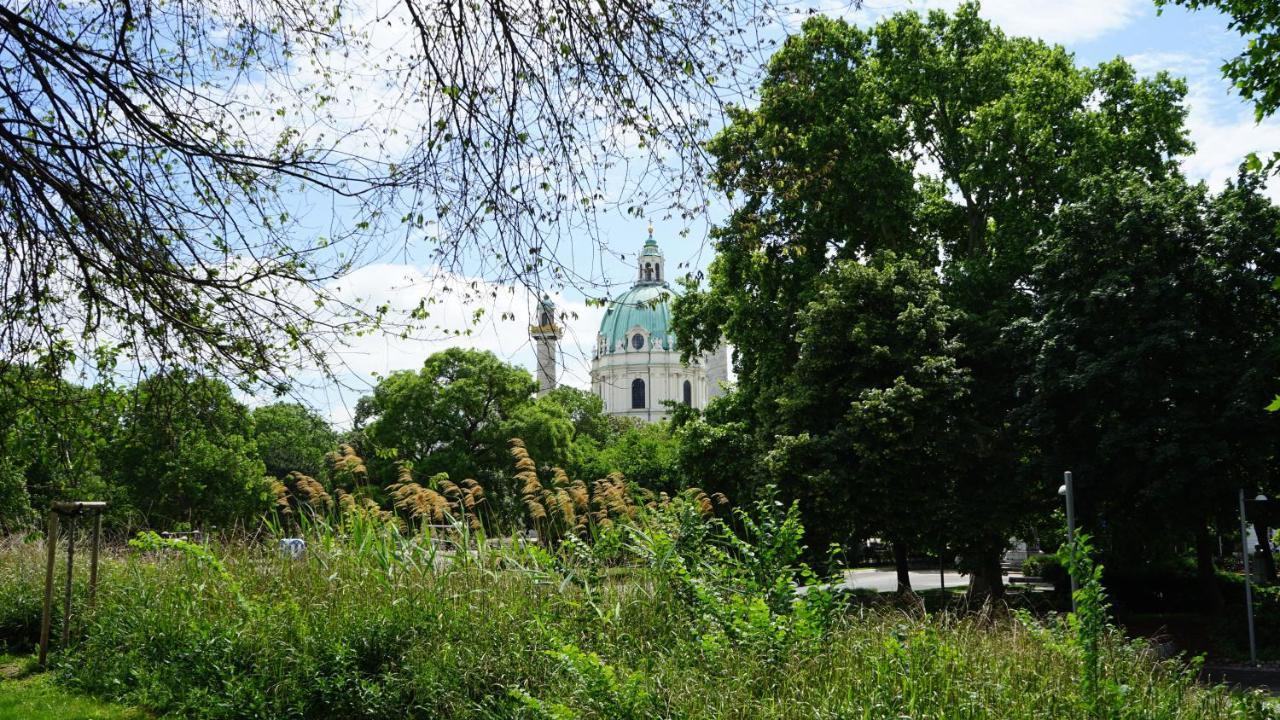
[637,231,665,285]
[590,228,720,421]
[530,294,561,396]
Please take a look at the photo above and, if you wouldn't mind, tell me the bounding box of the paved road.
[840,569,969,593]
[1201,666,1280,697]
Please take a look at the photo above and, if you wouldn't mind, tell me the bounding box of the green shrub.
[1214,580,1280,661]
[0,508,1268,720]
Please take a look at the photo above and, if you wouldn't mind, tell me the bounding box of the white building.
[530,295,561,398]
[531,231,729,421]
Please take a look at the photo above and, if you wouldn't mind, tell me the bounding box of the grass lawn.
[0,655,147,720]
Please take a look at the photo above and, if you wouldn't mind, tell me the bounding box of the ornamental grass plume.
[648,487,726,517]
[335,488,397,527]
[269,478,291,516]
[325,443,368,487]
[268,472,339,534]
[289,472,333,511]
[387,465,486,530]
[510,438,727,546]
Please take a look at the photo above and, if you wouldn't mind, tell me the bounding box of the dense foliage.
[252,404,339,483]
[0,504,1271,720]
[671,2,1278,598]
[0,351,700,534]
[1020,171,1280,598]
[106,372,272,529]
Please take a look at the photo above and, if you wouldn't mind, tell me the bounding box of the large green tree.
[355,348,543,523]
[540,387,615,447]
[674,4,1192,596]
[1021,171,1280,606]
[770,253,970,592]
[577,420,681,493]
[105,372,271,529]
[251,403,339,482]
[0,367,123,528]
[673,391,766,505]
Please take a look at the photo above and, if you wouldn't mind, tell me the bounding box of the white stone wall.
[704,344,731,402]
[534,337,557,397]
[591,348,707,422]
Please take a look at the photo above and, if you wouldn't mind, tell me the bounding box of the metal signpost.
[39,501,107,667]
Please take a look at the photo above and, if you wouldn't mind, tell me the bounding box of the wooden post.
[89,511,102,608]
[62,515,76,645]
[38,511,59,666]
[39,502,107,664]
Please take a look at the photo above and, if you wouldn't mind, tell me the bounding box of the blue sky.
[285,0,1279,427]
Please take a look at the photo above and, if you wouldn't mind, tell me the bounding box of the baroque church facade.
[530,232,729,421]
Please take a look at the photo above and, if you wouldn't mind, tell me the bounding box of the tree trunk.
[1195,522,1224,614]
[965,543,1006,604]
[893,540,913,595]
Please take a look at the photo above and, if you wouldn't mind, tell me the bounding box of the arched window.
[631,333,645,350]
[683,380,692,406]
[631,378,645,409]
[644,263,653,281]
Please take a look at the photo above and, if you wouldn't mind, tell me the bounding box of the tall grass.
[0,508,1272,719]
[0,455,1273,720]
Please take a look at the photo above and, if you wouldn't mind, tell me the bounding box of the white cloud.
[827,0,1146,44]
[1125,52,1280,201]
[1183,93,1280,201]
[1124,51,1212,78]
[281,263,605,427]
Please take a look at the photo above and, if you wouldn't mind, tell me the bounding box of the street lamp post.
[1059,471,1078,614]
[1238,489,1262,667]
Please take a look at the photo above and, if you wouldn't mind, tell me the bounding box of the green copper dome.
[597,231,677,356]
[597,284,677,355]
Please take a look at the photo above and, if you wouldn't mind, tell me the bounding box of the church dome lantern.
[636,229,665,285]
[596,229,675,357]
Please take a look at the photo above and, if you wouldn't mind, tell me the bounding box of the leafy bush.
[514,644,656,720]
[1022,553,1070,592]
[627,487,843,655]
[1060,532,1111,716]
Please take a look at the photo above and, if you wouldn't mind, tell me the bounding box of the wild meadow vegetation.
[1,457,1275,719]
[6,0,1280,717]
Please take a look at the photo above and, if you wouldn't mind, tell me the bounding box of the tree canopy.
[105,372,271,529]
[1020,170,1280,596]
[770,252,969,591]
[356,348,543,521]
[252,403,339,482]
[674,3,1195,596]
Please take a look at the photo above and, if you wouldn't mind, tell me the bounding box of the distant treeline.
[0,348,710,535]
